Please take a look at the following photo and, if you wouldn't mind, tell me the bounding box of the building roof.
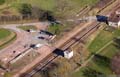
[108,9,120,23]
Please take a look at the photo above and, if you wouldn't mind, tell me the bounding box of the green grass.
[88,60,112,74]
[1,0,99,18]
[88,30,113,53]
[88,29,120,53]
[72,67,85,77]
[73,0,99,6]
[13,0,99,11]
[11,0,56,11]
[73,29,120,77]
[0,28,11,39]
[0,28,16,50]
[100,44,119,59]
[0,32,16,50]
[47,24,64,35]
[0,0,5,5]
[18,25,37,31]
[73,57,113,77]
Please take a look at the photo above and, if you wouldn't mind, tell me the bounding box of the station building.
[107,9,120,28]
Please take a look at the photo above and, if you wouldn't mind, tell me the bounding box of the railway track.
[21,0,119,77]
[60,22,100,50]
[23,21,100,77]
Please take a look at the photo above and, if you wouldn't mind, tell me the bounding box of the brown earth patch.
[111,53,120,74]
[94,0,112,8]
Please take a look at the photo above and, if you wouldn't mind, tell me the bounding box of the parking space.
[29,29,56,45]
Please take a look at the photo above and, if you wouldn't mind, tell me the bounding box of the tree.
[113,37,120,49]
[19,3,32,17]
[0,0,5,5]
[39,11,56,23]
[93,54,110,67]
[47,24,62,35]
[82,67,105,77]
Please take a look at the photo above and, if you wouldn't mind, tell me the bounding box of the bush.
[93,54,110,67]
[0,0,5,5]
[82,67,105,77]
[19,3,32,17]
[48,24,62,35]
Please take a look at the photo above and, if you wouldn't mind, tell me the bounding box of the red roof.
[108,7,120,23]
[108,13,120,22]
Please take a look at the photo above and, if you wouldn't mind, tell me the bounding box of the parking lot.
[0,22,55,69]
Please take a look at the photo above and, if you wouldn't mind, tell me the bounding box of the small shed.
[64,50,73,59]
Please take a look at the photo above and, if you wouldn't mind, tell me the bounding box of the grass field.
[100,44,119,59]
[73,45,116,77]
[0,0,99,18]
[13,0,99,11]
[0,28,11,39]
[73,29,120,77]
[0,28,16,49]
[18,25,37,31]
[88,29,120,53]
[15,0,55,11]
[88,30,113,53]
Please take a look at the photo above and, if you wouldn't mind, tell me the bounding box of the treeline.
[0,3,56,23]
[0,0,5,5]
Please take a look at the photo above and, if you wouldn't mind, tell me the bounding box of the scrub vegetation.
[73,29,120,77]
[18,25,37,31]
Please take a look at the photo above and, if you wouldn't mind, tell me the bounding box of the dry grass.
[10,50,40,73]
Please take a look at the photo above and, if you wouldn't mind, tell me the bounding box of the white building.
[28,29,37,33]
[34,43,44,48]
[64,50,73,59]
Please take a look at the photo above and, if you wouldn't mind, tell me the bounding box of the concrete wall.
[118,21,120,27]
[108,21,118,27]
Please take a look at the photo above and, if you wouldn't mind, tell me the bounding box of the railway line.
[19,0,120,77]
[60,22,100,50]
[23,21,100,77]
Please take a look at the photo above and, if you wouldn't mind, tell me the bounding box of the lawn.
[73,48,115,77]
[0,28,11,39]
[73,0,99,6]
[73,29,120,77]
[0,28,16,49]
[88,30,113,53]
[12,0,99,11]
[73,56,113,77]
[0,0,100,18]
[18,25,37,31]
[100,44,119,59]
[89,60,112,74]
[88,29,120,53]
[15,0,56,11]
